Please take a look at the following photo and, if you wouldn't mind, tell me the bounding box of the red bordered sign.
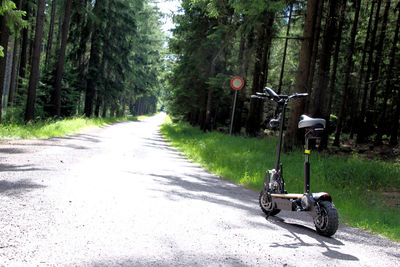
[231,76,244,90]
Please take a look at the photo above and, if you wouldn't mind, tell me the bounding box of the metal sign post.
[229,77,244,135]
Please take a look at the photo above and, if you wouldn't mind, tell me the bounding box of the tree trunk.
[18,0,29,92]
[312,0,339,149]
[246,25,265,136]
[367,0,390,143]
[0,14,11,121]
[350,0,376,139]
[246,13,274,137]
[379,2,400,145]
[334,0,361,146]
[84,0,105,117]
[390,87,400,146]
[53,0,72,116]
[260,15,274,89]
[277,2,293,95]
[319,0,346,149]
[305,0,323,113]
[357,0,382,144]
[8,36,19,107]
[55,13,63,56]
[284,0,319,151]
[203,47,218,132]
[45,0,57,69]
[7,0,23,108]
[312,0,338,117]
[25,0,46,123]
[102,99,107,118]
[84,15,101,116]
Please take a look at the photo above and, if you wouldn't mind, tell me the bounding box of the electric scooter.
[252,87,338,237]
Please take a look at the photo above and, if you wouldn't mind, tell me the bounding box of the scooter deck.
[270,193,303,199]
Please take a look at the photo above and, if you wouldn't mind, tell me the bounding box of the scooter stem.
[275,102,287,171]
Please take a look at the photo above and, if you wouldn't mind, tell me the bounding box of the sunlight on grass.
[0,116,139,140]
[160,118,400,241]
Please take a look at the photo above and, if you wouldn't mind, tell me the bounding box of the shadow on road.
[0,163,49,173]
[0,179,46,196]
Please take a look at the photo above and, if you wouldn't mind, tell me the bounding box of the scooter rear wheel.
[314,201,338,237]
[259,190,280,216]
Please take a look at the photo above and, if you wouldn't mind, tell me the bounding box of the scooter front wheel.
[259,190,280,216]
[314,201,338,237]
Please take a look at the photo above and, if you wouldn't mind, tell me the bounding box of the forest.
[0,0,164,124]
[166,0,400,152]
[1,0,400,152]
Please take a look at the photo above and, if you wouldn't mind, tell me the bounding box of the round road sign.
[231,76,244,90]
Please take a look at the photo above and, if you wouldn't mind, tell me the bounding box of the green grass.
[160,118,400,241]
[0,115,141,140]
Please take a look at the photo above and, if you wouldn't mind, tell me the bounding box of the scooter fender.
[312,192,332,202]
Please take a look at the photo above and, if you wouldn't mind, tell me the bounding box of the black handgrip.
[296,93,308,97]
[251,92,270,99]
[256,92,268,97]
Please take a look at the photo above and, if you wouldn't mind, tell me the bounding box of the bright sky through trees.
[153,0,181,36]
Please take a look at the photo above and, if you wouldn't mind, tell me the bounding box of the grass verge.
[160,118,400,241]
[0,115,144,140]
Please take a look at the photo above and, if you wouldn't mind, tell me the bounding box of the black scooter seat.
[298,115,326,129]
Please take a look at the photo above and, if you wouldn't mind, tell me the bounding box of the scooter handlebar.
[252,88,308,102]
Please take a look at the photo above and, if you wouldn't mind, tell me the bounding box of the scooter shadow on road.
[267,216,359,262]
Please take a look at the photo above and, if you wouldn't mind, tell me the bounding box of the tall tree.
[52,0,72,116]
[383,3,400,145]
[357,0,382,143]
[350,0,376,138]
[45,0,57,69]
[305,0,323,113]
[313,0,343,149]
[0,13,11,121]
[17,0,29,92]
[25,0,46,122]
[84,0,105,117]
[277,2,293,95]
[334,0,361,146]
[366,0,390,141]
[246,13,275,136]
[284,0,319,151]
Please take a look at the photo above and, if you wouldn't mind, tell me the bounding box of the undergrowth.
[160,118,400,241]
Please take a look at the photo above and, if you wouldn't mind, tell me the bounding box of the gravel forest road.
[0,113,399,266]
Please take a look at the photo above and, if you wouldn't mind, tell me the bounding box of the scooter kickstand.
[265,212,271,220]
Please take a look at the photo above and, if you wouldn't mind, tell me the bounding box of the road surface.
[0,113,399,266]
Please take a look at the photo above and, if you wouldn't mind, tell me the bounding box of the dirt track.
[0,113,399,266]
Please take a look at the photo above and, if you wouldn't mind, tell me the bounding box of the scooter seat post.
[304,137,310,193]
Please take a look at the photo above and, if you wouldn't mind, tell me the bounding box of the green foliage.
[0,0,27,34]
[167,0,236,126]
[161,119,400,240]
[0,0,27,57]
